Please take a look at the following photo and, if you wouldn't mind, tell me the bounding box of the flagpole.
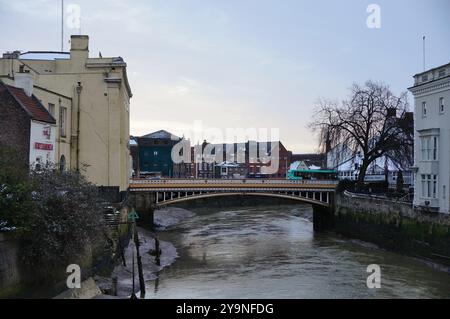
[61,0,64,51]
[423,36,426,71]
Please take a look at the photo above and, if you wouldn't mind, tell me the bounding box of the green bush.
[1,144,108,281]
[0,143,33,232]
[21,167,107,273]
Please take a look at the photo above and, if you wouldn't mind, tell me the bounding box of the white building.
[409,62,450,213]
[29,120,56,169]
[327,146,413,188]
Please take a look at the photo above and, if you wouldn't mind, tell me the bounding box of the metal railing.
[130,178,339,186]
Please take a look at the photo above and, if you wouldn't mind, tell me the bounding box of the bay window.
[421,174,438,199]
[420,136,438,161]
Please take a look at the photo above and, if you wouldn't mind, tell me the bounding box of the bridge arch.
[154,192,330,208]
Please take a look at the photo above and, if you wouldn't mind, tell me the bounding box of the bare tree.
[309,81,413,189]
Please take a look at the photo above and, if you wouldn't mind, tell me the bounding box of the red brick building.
[0,81,56,167]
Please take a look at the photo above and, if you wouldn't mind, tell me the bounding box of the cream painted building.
[409,62,450,214]
[0,35,133,192]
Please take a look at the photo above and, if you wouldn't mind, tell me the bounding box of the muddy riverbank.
[94,207,194,298]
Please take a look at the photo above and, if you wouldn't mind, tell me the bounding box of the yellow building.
[0,35,132,192]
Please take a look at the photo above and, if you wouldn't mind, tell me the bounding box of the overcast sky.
[1,0,449,153]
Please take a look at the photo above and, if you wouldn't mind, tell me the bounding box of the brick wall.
[0,84,31,165]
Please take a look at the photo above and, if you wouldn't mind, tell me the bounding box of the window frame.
[421,174,438,199]
[420,136,438,161]
[422,101,427,117]
[439,97,444,114]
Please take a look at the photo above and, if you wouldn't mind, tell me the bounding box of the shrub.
[0,143,33,232]
[20,166,107,276]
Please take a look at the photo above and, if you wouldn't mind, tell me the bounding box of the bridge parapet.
[130,178,338,186]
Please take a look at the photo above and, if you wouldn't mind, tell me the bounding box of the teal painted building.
[137,130,180,177]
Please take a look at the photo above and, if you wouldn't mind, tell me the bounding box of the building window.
[60,107,67,138]
[422,101,427,117]
[421,136,438,161]
[439,97,444,114]
[153,151,158,156]
[48,103,55,116]
[421,174,438,199]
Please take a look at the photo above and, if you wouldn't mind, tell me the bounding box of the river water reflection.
[147,205,450,299]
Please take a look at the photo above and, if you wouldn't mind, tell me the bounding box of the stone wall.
[0,234,23,298]
[335,192,450,265]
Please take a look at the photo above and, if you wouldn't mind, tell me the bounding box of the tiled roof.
[4,84,56,124]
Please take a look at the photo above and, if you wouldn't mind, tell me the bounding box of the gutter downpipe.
[76,82,82,171]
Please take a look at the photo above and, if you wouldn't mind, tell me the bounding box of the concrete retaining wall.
[0,233,23,298]
[335,192,450,265]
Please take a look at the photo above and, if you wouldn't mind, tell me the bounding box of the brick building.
[0,81,56,167]
[192,140,292,178]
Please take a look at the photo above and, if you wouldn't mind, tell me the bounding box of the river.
[146,204,450,299]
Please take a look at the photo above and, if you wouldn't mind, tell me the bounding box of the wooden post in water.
[155,236,161,266]
[130,248,137,299]
[111,276,118,296]
[134,224,146,298]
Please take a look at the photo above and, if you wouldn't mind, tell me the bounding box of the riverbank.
[94,207,194,298]
[335,192,450,267]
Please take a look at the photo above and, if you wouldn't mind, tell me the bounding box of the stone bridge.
[129,178,338,231]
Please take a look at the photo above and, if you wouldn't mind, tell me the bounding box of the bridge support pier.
[313,205,335,232]
[130,192,156,230]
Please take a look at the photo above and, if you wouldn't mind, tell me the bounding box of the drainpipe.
[76,82,83,171]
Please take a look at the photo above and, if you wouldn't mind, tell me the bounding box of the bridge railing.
[130,178,338,186]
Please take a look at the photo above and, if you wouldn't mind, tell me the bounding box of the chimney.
[70,35,89,60]
[14,72,34,97]
[2,51,21,59]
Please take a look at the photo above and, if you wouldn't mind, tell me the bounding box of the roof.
[2,83,56,124]
[141,130,180,140]
[216,161,244,167]
[413,62,450,77]
[20,51,70,61]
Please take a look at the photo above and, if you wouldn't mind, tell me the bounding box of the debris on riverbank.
[94,207,195,298]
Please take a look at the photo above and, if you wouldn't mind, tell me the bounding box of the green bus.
[287,169,338,181]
